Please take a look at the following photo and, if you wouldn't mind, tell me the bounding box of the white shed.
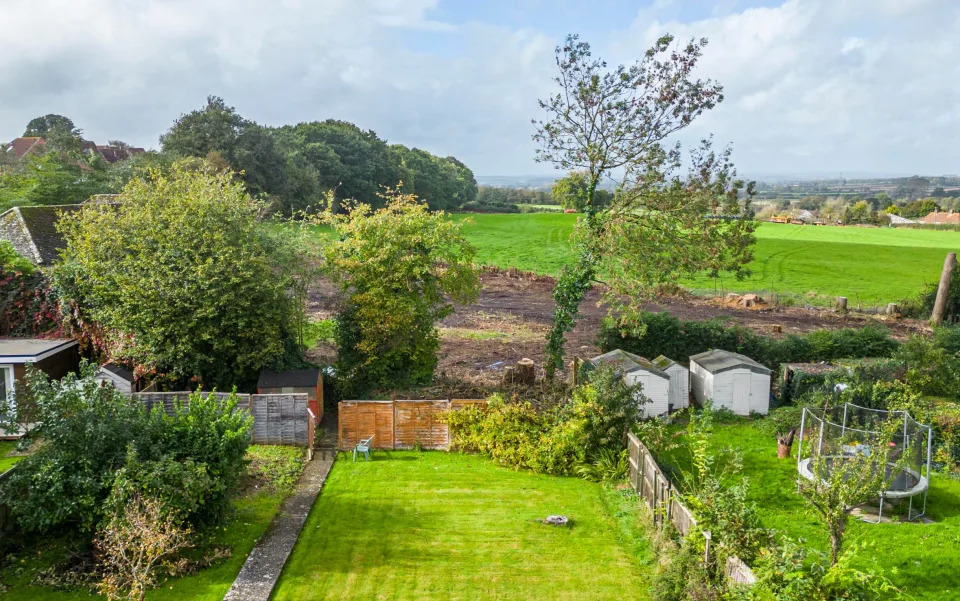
[590,349,670,418]
[653,355,689,411]
[689,349,771,416]
[95,363,135,396]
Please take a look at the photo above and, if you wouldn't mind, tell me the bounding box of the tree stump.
[777,429,796,459]
[835,296,847,312]
[515,358,535,385]
[886,303,900,317]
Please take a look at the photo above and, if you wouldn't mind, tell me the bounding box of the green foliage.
[895,333,960,397]
[56,160,300,389]
[902,263,960,321]
[390,145,478,210]
[741,540,906,601]
[0,245,61,337]
[0,365,143,534]
[598,312,898,370]
[244,445,306,492]
[318,188,480,395]
[0,149,115,210]
[551,171,611,211]
[448,367,643,476]
[533,34,756,373]
[0,365,253,536]
[651,540,713,601]
[23,114,80,138]
[574,448,629,483]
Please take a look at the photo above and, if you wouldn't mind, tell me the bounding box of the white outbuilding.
[689,349,772,415]
[653,355,690,411]
[589,349,670,418]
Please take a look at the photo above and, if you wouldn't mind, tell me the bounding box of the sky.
[0,0,957,178]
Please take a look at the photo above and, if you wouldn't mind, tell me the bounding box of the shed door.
[732,372,751,415]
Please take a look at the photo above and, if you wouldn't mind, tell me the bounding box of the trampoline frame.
[796,403,933,522]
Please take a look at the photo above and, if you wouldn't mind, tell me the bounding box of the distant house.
[589,349,670,418]
[888,214,917,225]
[4,136,46,157]
[919,211,960,225]
[96,145,146,164]
[0,338,80,411]
[0,204,82,265]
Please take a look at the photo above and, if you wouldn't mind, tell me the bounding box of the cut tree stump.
[777,429,796,459]
[835,296,847,312]
[932,252,957,325]
[515,358,535,385]
[886,303,901,317]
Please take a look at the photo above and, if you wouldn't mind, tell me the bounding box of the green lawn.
[272,451,655,601]
[0,445,304,601]
[448,214,960,305]
[650,419,960,600]
[0,441,23,473]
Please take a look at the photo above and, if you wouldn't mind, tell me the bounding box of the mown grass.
[0,441,23,473]
[651,418,960,600]
[272,451,656,601]
[0,445,305,601]
[448,213,960,305]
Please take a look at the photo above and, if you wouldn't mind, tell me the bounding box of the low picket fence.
[626,432,756,586]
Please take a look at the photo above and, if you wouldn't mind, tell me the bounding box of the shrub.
[448,367,643,476]
[598,313,898,371]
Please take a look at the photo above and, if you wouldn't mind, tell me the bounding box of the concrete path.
[224,419,338,601]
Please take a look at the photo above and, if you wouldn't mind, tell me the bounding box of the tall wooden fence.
[133,392,312,447]
[338,399,486,451]
[626,432,756,586]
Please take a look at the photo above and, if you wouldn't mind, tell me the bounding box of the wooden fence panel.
[250,394,308,446]
[338,401,395,450]
[725,556,757,585]
[338,399,486,451]
[394,400,449,450]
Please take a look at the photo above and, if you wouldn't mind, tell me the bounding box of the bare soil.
[308,271,927,387]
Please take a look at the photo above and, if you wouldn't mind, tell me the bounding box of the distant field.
[451,213,960,306]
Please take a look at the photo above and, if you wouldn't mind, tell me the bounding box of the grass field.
[450,213,960,305]
[0,441,23,473]
[273,451,655,601]
[0,446,304,601]
[651,418,960,600]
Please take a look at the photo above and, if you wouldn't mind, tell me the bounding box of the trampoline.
[796,403,932,522]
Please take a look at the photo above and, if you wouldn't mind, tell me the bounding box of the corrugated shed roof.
[100,362,135,382]
[690,349,771,375]
[258,369,321,389]
[590,349,668,379]
[0,338,76,358]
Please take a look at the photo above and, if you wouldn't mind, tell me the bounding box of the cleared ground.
[452,214,960,306]
[272,452,655,601]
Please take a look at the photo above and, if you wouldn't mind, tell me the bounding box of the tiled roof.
[0,205,82,265]
[6,137,45,157]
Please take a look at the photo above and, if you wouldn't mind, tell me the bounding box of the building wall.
[690,362,712,406]
[95,370,133,395]
[626,370,670,418]
[750,374,771,415]
[705,369,770,416]
[664,364,689,410]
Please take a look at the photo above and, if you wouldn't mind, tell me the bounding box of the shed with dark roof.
[257,369,323,421]
[689,349,771,415]
[0,339,80,416]
[95,363,136,395]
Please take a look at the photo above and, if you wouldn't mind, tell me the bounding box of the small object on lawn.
[353,435,374,462]
[543,515,568,526]
[776,429,796,459]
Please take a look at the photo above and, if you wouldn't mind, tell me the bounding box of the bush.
[598,313,899,370]
[448,367,643,477]
[0,365,253,535]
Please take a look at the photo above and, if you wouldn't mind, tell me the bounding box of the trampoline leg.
[908,495,914,521]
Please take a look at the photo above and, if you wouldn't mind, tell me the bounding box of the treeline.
[460,186,555,212]
[1,97,478,213]
[757,193,960,225]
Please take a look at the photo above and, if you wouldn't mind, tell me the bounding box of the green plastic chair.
[353,435,374,462]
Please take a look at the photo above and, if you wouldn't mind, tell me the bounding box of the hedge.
[596,312,899,371]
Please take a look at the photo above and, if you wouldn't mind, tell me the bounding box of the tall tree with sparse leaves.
[533,34,756,376]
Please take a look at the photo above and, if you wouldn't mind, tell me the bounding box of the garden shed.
[689,349,771,415]
[653,355,689,411]
[95,363,136,395]
[589,349,670,418]
[257,368,323,421]
[0,338,79,412]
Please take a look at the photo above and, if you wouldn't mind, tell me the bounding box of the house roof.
[100,362,134,383]
[257,369,321,389]
[690,349,771,375]
[0,338,77,362]
[919,211,960,225]
[590,349,669,379]
[96,146,146,164]
[0,204,82,265]
[6,137,45,157]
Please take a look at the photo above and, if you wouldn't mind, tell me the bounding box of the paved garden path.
[224,419,337,601]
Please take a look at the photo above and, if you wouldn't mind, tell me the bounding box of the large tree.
[55,160,301,389]
[533,34,756,375]
[317,188,480,395]
[23,113,80,138]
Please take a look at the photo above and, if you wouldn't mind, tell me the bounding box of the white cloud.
[0,0,957,176]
